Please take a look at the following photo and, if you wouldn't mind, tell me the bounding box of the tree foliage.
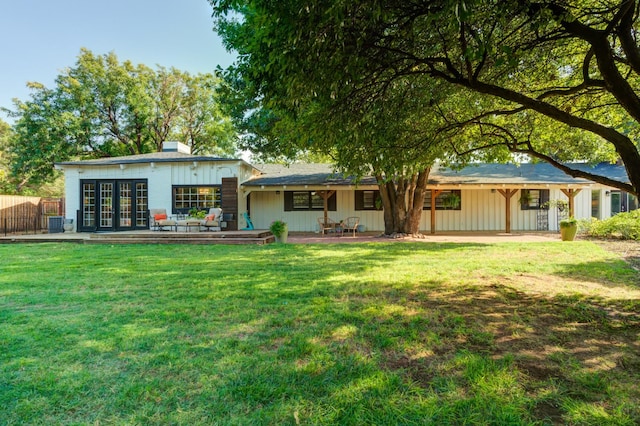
[4,49,237,191]
[212,0,640,196]
[0,118,12,192]
[213,2,473,234]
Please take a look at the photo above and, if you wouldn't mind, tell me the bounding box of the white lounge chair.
[201,208,223,231]
[149,209,177,231]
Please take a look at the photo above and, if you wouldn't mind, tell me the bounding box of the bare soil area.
[592,238,640,271]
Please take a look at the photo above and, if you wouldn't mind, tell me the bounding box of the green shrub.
[269,220,287,237]
[586,210,640,240]
[188,207,206,219]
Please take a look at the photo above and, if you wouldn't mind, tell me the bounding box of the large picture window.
[423,190,462,210]
[173,185,221,214]
[520,189,549,210]
[284,191,336,211]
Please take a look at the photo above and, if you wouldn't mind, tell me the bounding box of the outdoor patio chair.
[201,207,222,231]
[149,209,177,231]
[342,216,360,237]
[317,217,337,236]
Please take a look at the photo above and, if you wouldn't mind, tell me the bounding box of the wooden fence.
[0,195,65,235]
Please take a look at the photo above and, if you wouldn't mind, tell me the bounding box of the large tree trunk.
[376,167,430,235]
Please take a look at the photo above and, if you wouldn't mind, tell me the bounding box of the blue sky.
[0,0,236,122]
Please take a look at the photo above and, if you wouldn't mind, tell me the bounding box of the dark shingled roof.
[429,162,629,185]
[247,163,377,186]
[56,151,240,166]
[243,162,629,187]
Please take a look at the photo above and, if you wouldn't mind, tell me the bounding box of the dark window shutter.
[520,189,529,209]
[328,192,337,211]
[284,191,294,211]
[541,189,550,206]
[355,191,364,210]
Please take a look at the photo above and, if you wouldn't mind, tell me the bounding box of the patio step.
[86,230,275,245]
[0,230,279,245]
[84,236,274,245]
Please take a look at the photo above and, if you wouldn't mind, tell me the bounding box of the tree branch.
[616,0,640,74]
[513,147,635,193]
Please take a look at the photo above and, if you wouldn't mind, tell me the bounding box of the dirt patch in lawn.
[593,238,640,271]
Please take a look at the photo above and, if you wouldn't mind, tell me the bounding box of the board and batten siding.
[63,169,81,222]
[63,161,248,221]
[248,188,594,232]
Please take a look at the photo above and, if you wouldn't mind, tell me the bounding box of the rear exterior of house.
[56,142,257,232]
[241,163,636,233]
[57,148,636,234]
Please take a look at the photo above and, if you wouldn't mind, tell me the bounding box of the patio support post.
[324,193,328,224]
[560,189,582,218]
[430,190,442,234]
[497,189,516,234]
[318,190,336,225]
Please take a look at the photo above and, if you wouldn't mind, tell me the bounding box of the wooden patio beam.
[430,190,442,234]
[317,190,336,223]
[497,189,516,234]
[560,189,582,218]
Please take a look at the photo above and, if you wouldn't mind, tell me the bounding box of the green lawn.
[1,241,639,425]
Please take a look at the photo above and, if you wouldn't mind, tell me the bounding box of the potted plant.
[269,220,288,243]
[519,190,533,208]
[188,207,206,219]
[541,199,568,212]
[63,218,74,233]
[441,192,461,209]
[560,217,578,241]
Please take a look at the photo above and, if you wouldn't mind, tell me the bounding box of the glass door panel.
[591,190,600,219]
[136,182,148,227]
[611,191,621,215]
[82,183,96,228]
[119,182,132,228]
[80,179,147,232]
[99,182,113,229]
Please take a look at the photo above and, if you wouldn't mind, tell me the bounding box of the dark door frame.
[78,179,148,232]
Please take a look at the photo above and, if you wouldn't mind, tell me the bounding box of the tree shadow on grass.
[552,259,640,288]
[168,271,640,424]
[4,242,640,424]
[366,283,640,424]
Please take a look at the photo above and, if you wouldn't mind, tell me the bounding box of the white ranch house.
[56,142,637,234]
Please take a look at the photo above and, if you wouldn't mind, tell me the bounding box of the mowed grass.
[1,241,639,425]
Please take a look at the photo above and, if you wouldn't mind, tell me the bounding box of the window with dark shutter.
[355,190,381,210]
[422,190,462,210]
[520,189,550,210]
[284,191,294,211]
[284,191,336,211]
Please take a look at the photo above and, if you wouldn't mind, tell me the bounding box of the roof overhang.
[239,181,595,197]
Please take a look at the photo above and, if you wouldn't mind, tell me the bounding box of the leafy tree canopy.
[0,118,11,192]
[4,49,237,191]
[212,0,640,195]
[214,7,467,233]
